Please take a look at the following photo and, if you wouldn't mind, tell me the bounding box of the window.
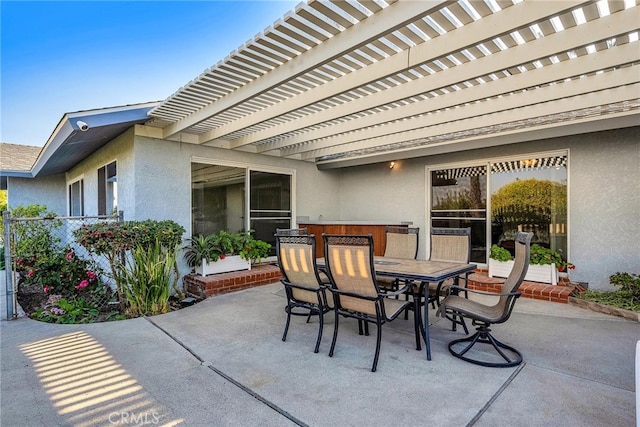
[191,162,293,256]
[429,153,568,264]
[98,161,117,215]
[68,179,84,216]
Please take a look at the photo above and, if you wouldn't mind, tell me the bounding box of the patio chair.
[378,226,419,293]
[405,227,471,338]
[438,231,533,367]
[322,234,420,372]
[276,233,331,353]
[275,227,308,236]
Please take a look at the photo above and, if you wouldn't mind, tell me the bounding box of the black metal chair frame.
[276,233,331,353]
[322,234,419,372]
[275,227,308,236]
[406,227,472,340]
[380,226,420,293]
[440,231,533,367]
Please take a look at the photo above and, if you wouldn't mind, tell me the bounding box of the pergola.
[146,0,640,168]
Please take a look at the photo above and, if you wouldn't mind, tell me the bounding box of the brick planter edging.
[184,263,282,298]
[467,272,575,303]
[568,297,640,322]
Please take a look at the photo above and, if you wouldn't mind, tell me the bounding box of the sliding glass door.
[191,162,292,256]
[429,153,568,264]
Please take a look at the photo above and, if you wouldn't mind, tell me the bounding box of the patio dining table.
[316,256,477,361]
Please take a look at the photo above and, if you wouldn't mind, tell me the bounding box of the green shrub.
[17,246,104,297]
[489,244,513,262]
[609,272,640,300]
[74,220,186,305]
[490,243,575,272]
[575,272,640,313]
[10,205,61,270]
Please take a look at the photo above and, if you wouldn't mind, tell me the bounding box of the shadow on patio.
[1,282,637,426]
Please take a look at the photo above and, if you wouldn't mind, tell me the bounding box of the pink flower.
[27,270,34,278]
[75,280,89,290]
[86,271,97,281]
[66,252,74,260]
[220,254,226,260]
[44,286,49,293]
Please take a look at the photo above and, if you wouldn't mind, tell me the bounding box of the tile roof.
[0,143,41,172]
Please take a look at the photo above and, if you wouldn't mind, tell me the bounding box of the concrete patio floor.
[1,282,637,426]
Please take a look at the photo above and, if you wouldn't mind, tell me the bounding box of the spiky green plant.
[120,240,176,317]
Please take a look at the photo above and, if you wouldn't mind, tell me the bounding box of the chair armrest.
[383,282,413,297]
[281,279,323,293]
[327,287,379,301]
[446,284,521,298]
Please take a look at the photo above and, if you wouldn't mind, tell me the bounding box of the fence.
[2,211,123,320]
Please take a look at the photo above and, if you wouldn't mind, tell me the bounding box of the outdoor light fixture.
[389,161,395,169]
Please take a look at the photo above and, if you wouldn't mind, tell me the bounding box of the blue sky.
[1,1,299,146]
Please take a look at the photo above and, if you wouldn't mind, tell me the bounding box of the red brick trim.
[468,272,575,303]
[184,263,282,298]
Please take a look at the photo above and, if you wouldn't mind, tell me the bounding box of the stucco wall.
[7,174,66,214]
[8,125,637,291]
[336,127,639,290]
[64,128,135,218]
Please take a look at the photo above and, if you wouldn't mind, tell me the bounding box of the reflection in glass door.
[490,155,568,259]
[430,166,487,263]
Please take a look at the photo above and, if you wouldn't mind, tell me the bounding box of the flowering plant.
[17,247,103,297]
[30,294,99,324]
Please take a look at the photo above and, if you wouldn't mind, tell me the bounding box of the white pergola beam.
[235,5,638,151]
[207,0,587,145]
[275,44,639,156]
[161,0,453,140]
[302,81,640,159]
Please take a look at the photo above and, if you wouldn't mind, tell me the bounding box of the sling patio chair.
[275,227,308,236]
[276,233,332,353]
[404,227,471,336]
[438,231,533,367]
[322,234,420,372]
[377,226,419,293]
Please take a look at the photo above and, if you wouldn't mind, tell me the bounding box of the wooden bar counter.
[297,221,410,258]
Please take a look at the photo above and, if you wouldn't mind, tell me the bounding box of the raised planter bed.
[195,255,251,276]
[185,263,282,298]
[489,259,558,285]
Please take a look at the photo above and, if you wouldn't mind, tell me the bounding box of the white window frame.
[98,160,117,216]
[67,176,85,217]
